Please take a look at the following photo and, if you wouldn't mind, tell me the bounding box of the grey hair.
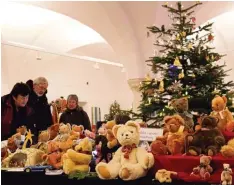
[33,77,48,85]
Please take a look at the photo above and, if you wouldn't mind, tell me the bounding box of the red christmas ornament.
[191,17,196,23]
[208,34,214,41]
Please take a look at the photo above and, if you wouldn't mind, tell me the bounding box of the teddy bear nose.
[125,133,129,137]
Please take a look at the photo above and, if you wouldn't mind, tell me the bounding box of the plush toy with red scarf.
[96,121,154,181]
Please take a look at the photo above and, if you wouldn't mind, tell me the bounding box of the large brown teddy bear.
[171,97,194,132]
[210,95,233,131]
[152,115,186,155]
[187,116,226,156]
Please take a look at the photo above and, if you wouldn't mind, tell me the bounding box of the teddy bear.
[221,163,233,185]
[155,169,177,183]
[187,116,226,156]
[71,125,85,139]
[221,138,234,158]
[53,123,71,142]
[95,121,154,181]
[150,140,168,156]
[153,115,186,155]
[42,141,62,169]
[84,130,96,140]
[190,155,213,180]
[62,137,93,175]
[58,133,80,152]
[105,120,119,149]
[210,95,233,131]
[48,123,59,140]
[30,130,50,153]
[170,97,194,132]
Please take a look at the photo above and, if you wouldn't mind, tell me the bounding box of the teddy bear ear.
[66,123,71,131]
[112,125,122,138]
[80,125,84,131]
[125,121,140,132]
[163,116,172,123]
[222,96,227,104]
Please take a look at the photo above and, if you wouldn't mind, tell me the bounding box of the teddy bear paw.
[96,164,111,179]
[120,167,131,180]
[143,153,154,169]
[188,149,198,156]
[207,149,214,156]
[204,172,210,180]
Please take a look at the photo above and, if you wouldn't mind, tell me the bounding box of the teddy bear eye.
[122,133,124,136]
[130,131,133,133]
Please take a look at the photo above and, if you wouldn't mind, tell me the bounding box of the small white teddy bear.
[95,121,154,181]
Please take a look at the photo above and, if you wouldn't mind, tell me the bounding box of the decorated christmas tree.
[104,100,130,121]
[135,1,234,127]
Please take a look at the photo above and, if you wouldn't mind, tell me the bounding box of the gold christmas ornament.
[174,57,182,67]
[145,73,152,84]
[211,55,214,60]
[159,80,164,92]
[181,31,186,37]
[176,34,180,40]
[187,43,193,49]
[178,70,185,79]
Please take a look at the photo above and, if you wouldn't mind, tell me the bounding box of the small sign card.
[140,128,163,141]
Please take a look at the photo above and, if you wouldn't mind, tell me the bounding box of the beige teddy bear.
[95,121,154,181]
[221,163,232,185]
[53,123,71,142]
[155,169,177,183]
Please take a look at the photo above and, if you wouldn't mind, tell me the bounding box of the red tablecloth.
[152,154,234,184]
[222,131,234,142]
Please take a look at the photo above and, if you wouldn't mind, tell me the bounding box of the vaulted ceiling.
[1,1,234,79]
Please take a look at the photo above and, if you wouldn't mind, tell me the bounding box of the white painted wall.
[1,44,133,122]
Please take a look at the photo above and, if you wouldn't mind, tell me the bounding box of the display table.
[1,170,212,185]
[152,154,234,184]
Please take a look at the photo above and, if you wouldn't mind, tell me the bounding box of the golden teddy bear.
[210,95,233,131]
[95,121,154,181]
[153,115,186,155]
[221,138,234,158]
[155,169,177,183]
[62,137,92,175]
[105,120,118,149]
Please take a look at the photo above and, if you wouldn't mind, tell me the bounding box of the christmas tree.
[104,100,130,121]
[135,1,234,127]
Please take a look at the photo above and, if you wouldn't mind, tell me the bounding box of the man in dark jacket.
[1,82,35,140]
[27,77,53,139]
[59,94,91,130]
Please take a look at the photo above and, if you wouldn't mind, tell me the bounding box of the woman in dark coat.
[59,94,91,131]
